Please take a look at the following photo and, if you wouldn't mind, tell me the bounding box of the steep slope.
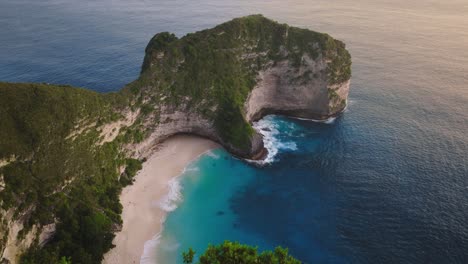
[0,83,137,263]
[0,15,351,263]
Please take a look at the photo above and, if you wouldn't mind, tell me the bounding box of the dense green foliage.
[119,158,143,185]
[0,83,112,158]
[0,83,132,263]
[183,241,302,264]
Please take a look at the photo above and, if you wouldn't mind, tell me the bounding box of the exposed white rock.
[131,106,218,159]
[0,174,5,192]
[38,223,56,247]
[0,156,16,169]
[66,121,97,141]
[1,209,38,264]
[0,157,15,193]
[99,109,140,145]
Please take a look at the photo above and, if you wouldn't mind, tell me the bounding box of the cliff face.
[245,55,350,123]
[0,15,350,263]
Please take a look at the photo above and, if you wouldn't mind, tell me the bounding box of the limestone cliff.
[245,57,350,122]
[0,15,350,263]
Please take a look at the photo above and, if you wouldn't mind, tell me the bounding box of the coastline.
[103,135,219,264]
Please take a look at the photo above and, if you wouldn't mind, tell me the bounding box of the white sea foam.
[140,233,162,264]
[144,165,200,263]
[146,172,188,263]
[184,166,199,172]
[146,150,212,263]
[253,116,298,164]
[289,99,352,124]
[205,150,220,159]
[158,240,181,252]
[158,177,183,212]
[291,115,337,124]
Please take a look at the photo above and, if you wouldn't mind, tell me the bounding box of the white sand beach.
[103,135,218,264]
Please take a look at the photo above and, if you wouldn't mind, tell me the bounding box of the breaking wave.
[158,177,183,212]
[290,116,337,124]
[140,233,161,264]
[253,116,298,164]
[205,150,220,159]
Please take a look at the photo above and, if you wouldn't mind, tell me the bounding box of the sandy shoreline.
[103,135,219,264]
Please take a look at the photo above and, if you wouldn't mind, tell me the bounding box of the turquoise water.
[155,117,308,263]
[1,0,468,263]
[155,116,350,263]
[155,150,260,263]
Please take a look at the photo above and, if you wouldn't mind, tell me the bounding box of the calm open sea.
[1,0,467,263]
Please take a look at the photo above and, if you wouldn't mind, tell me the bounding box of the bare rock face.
[130,103,265,160]
[130,105,220,159]
[245,54,350,122]
[0,208,39,264]
[241,55,349,158]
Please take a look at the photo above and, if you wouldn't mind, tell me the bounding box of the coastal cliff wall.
[245,55,350,122]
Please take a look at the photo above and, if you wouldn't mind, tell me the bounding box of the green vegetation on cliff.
[0,83,136,263]
[0,15,350,263]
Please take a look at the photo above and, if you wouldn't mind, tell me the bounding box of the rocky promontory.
[128,14,351,159]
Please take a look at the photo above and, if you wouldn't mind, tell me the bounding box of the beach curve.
[103,135,219,264]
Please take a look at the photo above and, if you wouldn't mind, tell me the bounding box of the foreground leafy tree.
[183,241,302,264]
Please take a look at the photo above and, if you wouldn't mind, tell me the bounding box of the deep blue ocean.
[1,0,467,263]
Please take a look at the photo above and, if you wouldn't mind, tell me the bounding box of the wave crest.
[158,178,183,212]
[140,233,161,264]
[253,116,298,164]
